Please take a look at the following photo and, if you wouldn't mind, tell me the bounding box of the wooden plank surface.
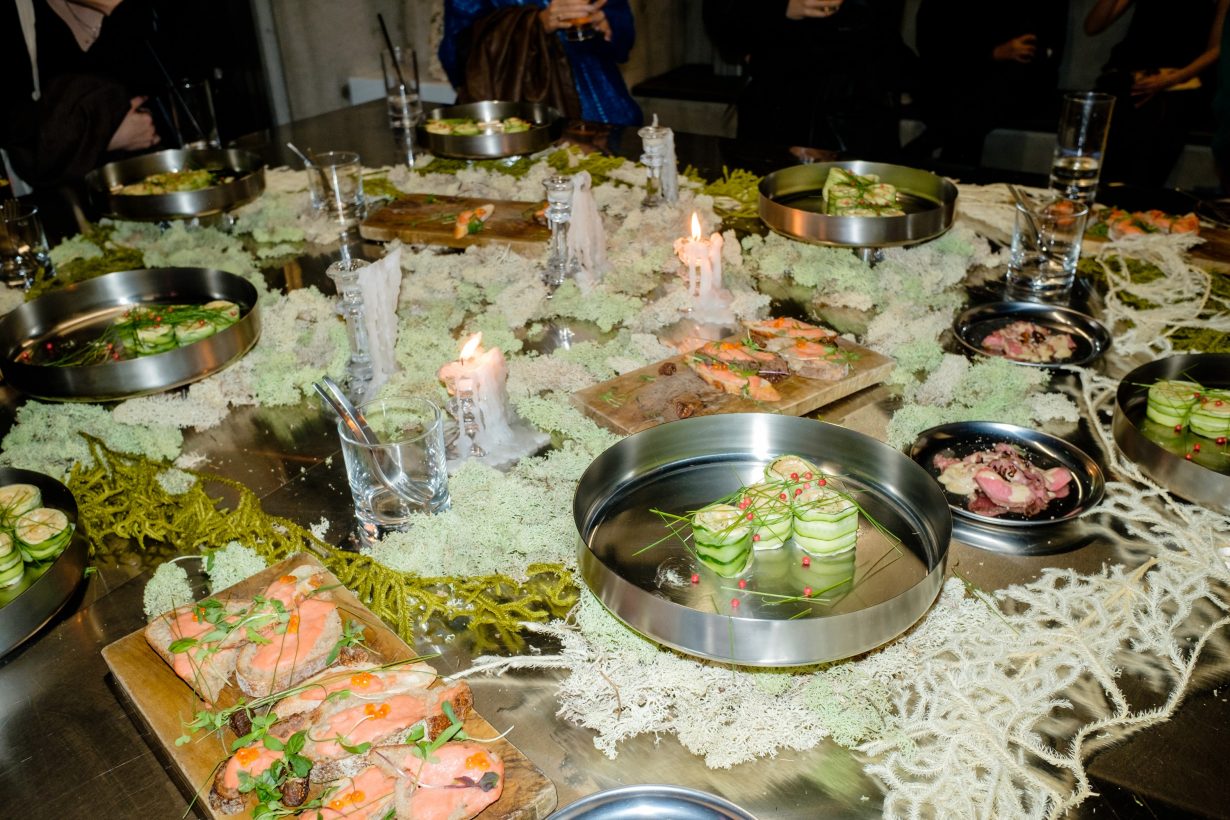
[572,335,896,436]
[102,553,556,820]
[360,194,549,252]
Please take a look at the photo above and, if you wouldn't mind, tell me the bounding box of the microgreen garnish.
[325,620,367,666]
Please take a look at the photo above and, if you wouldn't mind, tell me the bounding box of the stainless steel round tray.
[573,414,951,667]
[758,161,957,249]
[910,421,1105,528]
[418,100,563,160]
[0,267,261,401]
[549,785,756,820]
[85,148,266,220]
[953,301,1111,368]
[1113,353,1230,515]
[0,467,88,659]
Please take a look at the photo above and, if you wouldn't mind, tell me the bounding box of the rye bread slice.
[234,598,343,697]
[271,660,440,723]
[144,597,252,703]
[368,742,504,819]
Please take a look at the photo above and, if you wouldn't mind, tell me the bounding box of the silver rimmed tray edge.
[418,100,563,160]
[549,785,756,820]
[85,148,266,220]
[758,161,957,249]
[573,414,951,667]
[910,421,1105,529]
[0,267,261,402]
[1112,353,1230,515]
[0,467,88,659]
[953,301,1112,369]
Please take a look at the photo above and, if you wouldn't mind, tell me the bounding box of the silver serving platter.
[758,161,957,249]
[85,148,266,220]
[573,414,951,667]
[953,301,1111,368]
[549,785,756,820]
[418,100,564,160]
[1113,353,1230,515]
[0,467,88,659]
[0,267,260,401]
[910,421,1104,529]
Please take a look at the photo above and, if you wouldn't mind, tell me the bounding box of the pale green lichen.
[48,234,103,267]
[156,467,197,495]
[205,542,268,593]
[142,560,193,620]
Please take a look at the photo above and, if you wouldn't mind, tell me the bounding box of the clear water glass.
[381,46,422,134]
[1049,92,1115,204]
[1007,197,1089,296]
[0,202,53,289]
[338,397,450,548]
[306,151,364,225]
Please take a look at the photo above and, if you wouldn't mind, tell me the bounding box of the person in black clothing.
[704,0,908,160]
[1085,0,1229,187]
[909,0,1067,167]
[1,0,159,190]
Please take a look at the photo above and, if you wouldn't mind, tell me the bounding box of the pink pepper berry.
[738,579,747,589]
[803,586,813,597]
[790,472,799,480]
[731,599,740,609]
[804,472,813,479]
[801,556,811,567]
[817,478,827,486]
[690,573,699,584]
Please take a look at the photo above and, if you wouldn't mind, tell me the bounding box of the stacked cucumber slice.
[0,482,75,588]
[691,455,860,578]
[1147,380,1230,440]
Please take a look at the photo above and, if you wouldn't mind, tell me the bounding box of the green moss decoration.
[69,436,577,650]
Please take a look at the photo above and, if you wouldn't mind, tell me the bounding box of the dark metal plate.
[758,161,957,249]
[573,414,951,667]
[85,147,266,220]
[0,268,261,401]
[549,785,757,820]
[910,421,1105,529]
[0,467,87,659]
[953,301,1111,368]
[1112,353,1230,515]
[418,100,564,160]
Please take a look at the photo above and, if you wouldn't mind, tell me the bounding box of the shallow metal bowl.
[0,467,88,659]
[418,100,563,159]
[550,785,756,820]
[911,421,1105,528]
[1113,353,1230,515]
[758,161,957,248]
[0,268,261,401]
[86,148,266,220]
[953,301,1111,369]
[573,414,951,667]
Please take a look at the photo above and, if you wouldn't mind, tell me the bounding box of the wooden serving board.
[102,552,556,820]
[360,194,549,252]
[572,335,895,435]
[1084,226,1230,274]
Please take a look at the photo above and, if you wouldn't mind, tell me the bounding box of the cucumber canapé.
[15,507,73,562]
[0,483,41,528]
[692,502,754,577]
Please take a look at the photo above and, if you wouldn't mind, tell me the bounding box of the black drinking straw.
[377,13,408,89]
[144,41,199,146]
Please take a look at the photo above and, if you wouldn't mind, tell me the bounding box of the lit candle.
[436,332,516,455]
[674,213,711,298]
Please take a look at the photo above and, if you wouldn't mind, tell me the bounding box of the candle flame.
[690,213,701,241]
[460,333,482,361]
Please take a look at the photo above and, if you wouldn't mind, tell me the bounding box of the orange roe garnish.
[465,752,489,770]
[351,672,374,688]
[279,574,296,583]
[286,613,300,634]
[235,747,261,766]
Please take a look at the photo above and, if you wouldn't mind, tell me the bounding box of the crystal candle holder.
[326,258,374,395]
[542,175,580,291]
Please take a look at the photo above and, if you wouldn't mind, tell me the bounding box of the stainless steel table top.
[3,102,1228,820]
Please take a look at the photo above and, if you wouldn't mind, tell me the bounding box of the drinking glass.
[1049,92,1115,204]
[168,78,221,149]
[560,16,598,41]
[338,397,450,548]
[0,202,53,289]
[380,46,422,134]
[306,151,364,225]
[1007,197,1089,296]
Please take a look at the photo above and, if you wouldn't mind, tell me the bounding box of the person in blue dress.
[439,0,642,127]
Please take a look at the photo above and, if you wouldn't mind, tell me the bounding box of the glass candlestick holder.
[453,375,487,458]
[638,119,670,208]
[326,258,374,395]
[542,174,580,291]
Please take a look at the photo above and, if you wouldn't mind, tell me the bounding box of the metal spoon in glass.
[286,141,314,168]
[313,376,434,505]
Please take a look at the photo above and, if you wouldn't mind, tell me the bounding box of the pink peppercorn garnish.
[1175,425,1184,432]
[1185,453,1193,461]
[690,573,699,584]
[817,478,827,486]
[794,488,802,497]
[804,472,813,479]
[801,556,811,567]
[779,492,787,501]
[790,472,799,480]
[802,482,810,489]
[738,498,749,509]
[803,586,813,597]
[746,512,754,520]
[752,533,761,542]
[1217,401,1224,407]
[738,579,747,589]
[731,599,740,609]
[1218,437,1228,445]
[1194,443,1202,452]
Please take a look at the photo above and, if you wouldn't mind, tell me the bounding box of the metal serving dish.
[1113,353,1230,515]
[0,467,88,659]
[0,267,260,401]
[910,421,1104,529]
[418,100,563,160]
[758,161,957,249]
[953,301,1111,368]
[574,414,951,667]
[86,147,265,220]
[549,785,756,820]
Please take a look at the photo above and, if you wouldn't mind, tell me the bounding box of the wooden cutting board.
[102,552,556,820]
[572,335,895,436]
[360,194,549,252]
